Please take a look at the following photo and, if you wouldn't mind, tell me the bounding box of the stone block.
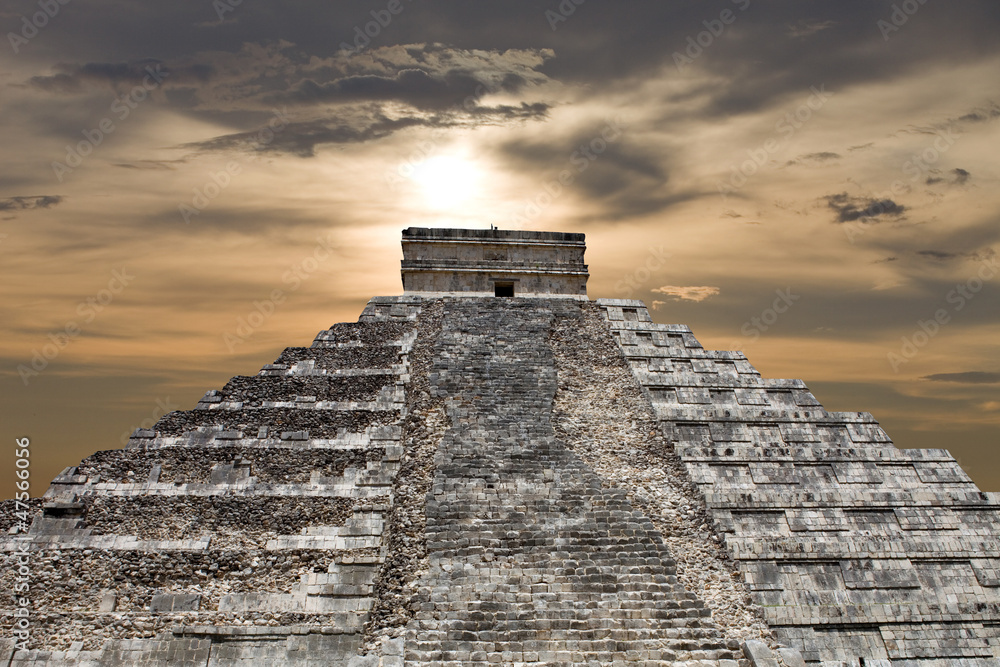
[150,593,201,612]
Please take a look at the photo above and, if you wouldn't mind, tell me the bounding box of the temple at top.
[400,227,589,298]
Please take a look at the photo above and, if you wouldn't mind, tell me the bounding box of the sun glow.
[410,155,482,210]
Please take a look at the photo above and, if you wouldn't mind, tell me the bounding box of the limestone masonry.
[2,227,999,666]
[400,227,589,298]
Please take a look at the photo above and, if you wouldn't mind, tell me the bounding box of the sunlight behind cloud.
[411,155,482,211]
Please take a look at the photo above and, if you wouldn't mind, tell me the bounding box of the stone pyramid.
[3,227,999,666]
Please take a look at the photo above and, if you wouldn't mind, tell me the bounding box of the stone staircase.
[597,298,1000,665]
[0,298,422,665]
[403,299,747,666]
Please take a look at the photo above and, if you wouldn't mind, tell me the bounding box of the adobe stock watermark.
[672,0,751,71]
[119,397,180,445]
[16,268,135,386]
[843,127,959,243]
[724,288,800,350]
[179,108,290,223]
[224,233,338,352]
[544,0,587,31]
[212,0,243,22]
[339,0,413,55]
[878,0,930,41]
[12,437,32,649]
[888,254,998,372]
[717,85,833,201]
[12,437,32,533]
[614,247,672,298]
[51,64,169,182]
[7,0,71,54]
[504,116,624,227]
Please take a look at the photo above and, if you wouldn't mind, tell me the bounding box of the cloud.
[927,167,971,185]
[957,102,1000,124]
[825,192,905,223]
[28,60,212,94]
[922,372,1000,384]
[917,250,959,261]
[786,20,838,38]
[0,195,64,211]
[494,119,685,220]
[652,285,720,302]
[787,151,841,166]
[801,151,840,162]
[112,159,189,171]
[275,69,488,110]
[184,115,437,158]
[916,248,994,262]
[33,43,557,157]
[182,102,549,157]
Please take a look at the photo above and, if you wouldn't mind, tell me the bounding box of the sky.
[2,0,999,496]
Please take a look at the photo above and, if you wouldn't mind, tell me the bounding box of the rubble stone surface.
[596,298,1000,666]
[551,304,772,645]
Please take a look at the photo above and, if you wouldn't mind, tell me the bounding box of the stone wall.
[597,298,1000,666]
[400,228,589,298]
[0,297,422,665]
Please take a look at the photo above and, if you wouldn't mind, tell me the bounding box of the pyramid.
[3,227,999,666]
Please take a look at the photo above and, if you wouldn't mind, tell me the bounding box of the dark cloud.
[467,102,549,119]
[928,167,974,187]
[714,5,999,115]
[922,372,1000,384]
[0,196,63,211]
[916,248,994,262]
[958,103,1000,123]
[802,152,840,161]
[190,116,429,157]
[28,60,212,94]
[14,4,998,168]
[276,69,476,108]
[788,151,840,165]
[112,159,189,171]
[10,1,1000,121]
[786,20,838,38]
[270,67,530,113]
[495,119,684,220]
[916,250,959,261]
[184,102,548,157]
[825,193,904,223]
[21,42,554,157]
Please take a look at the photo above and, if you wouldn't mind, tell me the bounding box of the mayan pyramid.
[3,227,999,666]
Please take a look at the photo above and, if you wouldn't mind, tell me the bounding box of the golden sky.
[2,1,999,495]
